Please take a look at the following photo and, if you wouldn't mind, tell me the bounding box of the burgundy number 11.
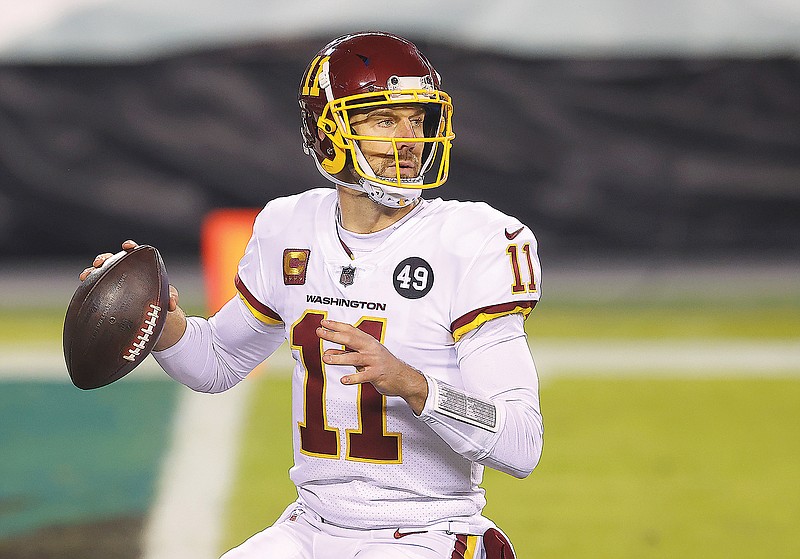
[291,311,402,464]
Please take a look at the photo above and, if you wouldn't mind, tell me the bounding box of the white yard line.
[0,351,167,380]
[3,340,798,380]
[530,339,800,379]
[140,380,252,559]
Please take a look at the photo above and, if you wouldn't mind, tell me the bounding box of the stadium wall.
[0,42,798,261]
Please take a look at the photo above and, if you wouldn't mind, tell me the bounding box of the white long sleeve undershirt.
[153,297,543,478]
[417,314,544,478]
[153,295,284,393]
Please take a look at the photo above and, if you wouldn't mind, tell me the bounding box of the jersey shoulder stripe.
[451,300,537,341]
[235,274,283,324]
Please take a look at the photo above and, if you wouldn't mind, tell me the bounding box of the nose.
[394,118,418,150]
[396,117,417,137]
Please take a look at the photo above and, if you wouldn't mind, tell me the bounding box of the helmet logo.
[301,55,329,97]
[320,128,347,174]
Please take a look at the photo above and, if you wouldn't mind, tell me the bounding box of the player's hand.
[317,319,429,414]
[79,240,179,313]
[78,240,185,350]
[79,239,138,281]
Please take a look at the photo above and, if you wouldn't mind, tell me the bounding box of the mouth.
[373,156,419,179]
[396,163,419,179]
[398,160,416,174]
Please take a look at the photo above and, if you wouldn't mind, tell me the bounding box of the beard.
[371,149,422,179]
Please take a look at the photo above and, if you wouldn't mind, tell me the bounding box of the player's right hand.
[78,240,180,314]
[79,239,139,281]
[78,239,186,351]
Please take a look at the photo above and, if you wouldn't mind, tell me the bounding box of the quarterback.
[84,31,544,559]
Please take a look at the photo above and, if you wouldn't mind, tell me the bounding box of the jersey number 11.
[291,311,402,464]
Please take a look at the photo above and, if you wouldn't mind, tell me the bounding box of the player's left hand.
[317,319,428,415]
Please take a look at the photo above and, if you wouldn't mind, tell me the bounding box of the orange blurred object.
[200,208,260,314]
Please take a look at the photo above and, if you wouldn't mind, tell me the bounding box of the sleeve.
[233,203,288,326]
[417,313,544,478]
[155,202,290,392]
[449,217,541,342]
[153,294,285,393]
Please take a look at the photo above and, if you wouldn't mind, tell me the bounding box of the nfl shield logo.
[339,265,356,287]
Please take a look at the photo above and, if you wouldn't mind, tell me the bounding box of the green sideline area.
[0,380,178,555]
[3,298,800,344]
[3,296,799,345]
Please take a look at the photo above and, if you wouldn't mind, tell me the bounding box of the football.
[63,245,170,390]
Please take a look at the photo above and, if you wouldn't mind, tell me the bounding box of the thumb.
[167,284,179,312]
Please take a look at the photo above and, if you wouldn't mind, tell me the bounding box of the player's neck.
[336,186,418,234]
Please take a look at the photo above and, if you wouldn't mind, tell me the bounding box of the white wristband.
[429,377,499,433]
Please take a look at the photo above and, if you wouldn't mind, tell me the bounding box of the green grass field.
[215,299,800,558]
[221,375,800,558]
[3,296,797,346]
[3,297,798,558]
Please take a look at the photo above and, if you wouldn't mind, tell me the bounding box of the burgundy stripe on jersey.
[450,300,537,334]
[234,274,283,322]
[450,534,468,559]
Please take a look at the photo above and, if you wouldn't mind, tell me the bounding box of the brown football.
[63,245,169,390]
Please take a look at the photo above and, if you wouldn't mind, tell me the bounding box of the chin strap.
[360,180,422,208]
[310,153,422,208]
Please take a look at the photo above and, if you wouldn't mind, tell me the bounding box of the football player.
[85,31,544,559]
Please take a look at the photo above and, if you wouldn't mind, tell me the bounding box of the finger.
[319,319,358,333]
[122,240,139,251]
[79,267,94,281]
[92,252,114,267]
[322,348,365,367]
[316,325,351,345]
[167,285,179,312]
[317,319,371,348]
[340,371,369,385]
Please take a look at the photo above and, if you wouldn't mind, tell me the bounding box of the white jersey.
[234,188,541,529]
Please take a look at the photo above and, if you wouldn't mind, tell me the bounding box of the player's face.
[349,105,426,180]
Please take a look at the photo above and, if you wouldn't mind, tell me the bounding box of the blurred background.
[1,0,799,264]
[1,1,798,558]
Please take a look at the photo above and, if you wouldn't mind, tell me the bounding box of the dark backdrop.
[1,38,798,262]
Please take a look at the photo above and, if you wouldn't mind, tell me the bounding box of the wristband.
[431,378,498,433]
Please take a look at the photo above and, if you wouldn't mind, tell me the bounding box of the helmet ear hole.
[319,118,337,134]
[300,109,318,153]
